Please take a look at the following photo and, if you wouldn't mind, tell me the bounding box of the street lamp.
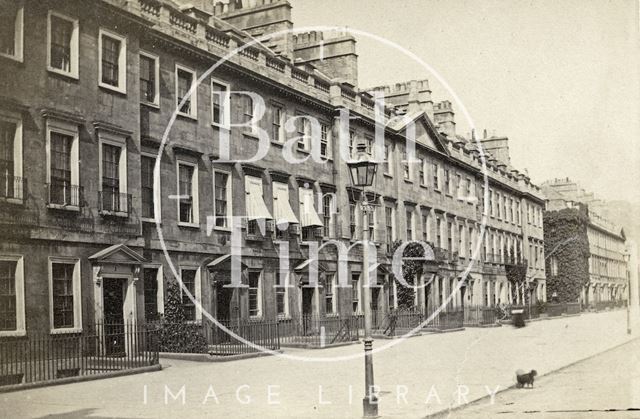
[347,142,378,418]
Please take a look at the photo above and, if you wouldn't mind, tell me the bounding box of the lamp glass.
[347,146,378,187]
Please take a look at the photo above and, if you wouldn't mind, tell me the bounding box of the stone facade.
[0,0,546,337]
[542,178,628,306]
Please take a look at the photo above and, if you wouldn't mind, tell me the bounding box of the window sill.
[270,140,284,148]
[47,66,79,81]
[50,327,83,335]
[243,131,260,140]
[434,188,442,194]
[403,178,413,184]
[178,222,200,229]
[48,203,80,212]
[0,53,23,64]
[246,235,265,241]
[212,226,232,233]
[212,123,230,131]
[141,101,160,110]
[297,148,310,155]
[1,197,25,206]
[176,111,197,121]
[99,82,126,95]
[383,172,393,179]
[419,183,428,189]
[0,329,26,337]
[100,210,129,218]
[142,218,161,224]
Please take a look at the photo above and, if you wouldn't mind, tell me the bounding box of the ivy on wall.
[390,240,425,309]
[505,262,528,303]
[158,280,208,353]
[543,208,590,303]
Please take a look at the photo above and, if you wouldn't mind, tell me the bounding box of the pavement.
[438,336,640,418]
[0,310,636,419]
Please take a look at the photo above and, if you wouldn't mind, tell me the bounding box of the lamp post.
[347,142,379,418]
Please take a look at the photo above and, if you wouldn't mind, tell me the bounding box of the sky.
[289,0,640,203]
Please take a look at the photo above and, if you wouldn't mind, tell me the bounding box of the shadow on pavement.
[36,408,140,419]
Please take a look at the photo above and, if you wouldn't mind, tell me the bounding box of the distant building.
[542,178,628,306]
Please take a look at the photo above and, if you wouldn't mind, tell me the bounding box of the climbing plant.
[390,240,428,309]
[543,207,590,303]
[158,279,208,354]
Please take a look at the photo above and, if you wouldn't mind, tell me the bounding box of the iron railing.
[278,315,359,347]
[99,191,132,214]
[47,181,82,207]
[0,323,159,388]
[463,305,499,326]
[201,318,280,355]
[0,174,26,201]
[593,300,625,311]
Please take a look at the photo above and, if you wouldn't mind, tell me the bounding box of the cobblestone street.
[0,310,635,419]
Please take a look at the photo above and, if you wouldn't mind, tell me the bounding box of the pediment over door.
[88,244,147,265]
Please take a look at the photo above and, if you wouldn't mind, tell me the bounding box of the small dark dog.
[515,369,537,388]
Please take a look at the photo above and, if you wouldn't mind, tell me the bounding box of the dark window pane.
[214,172,228,227]
[181,270,196,321]
[141,155,155,218]
[0,6,17,56]
[248,272,260,316]
[211,82,226,124]
[0,260,17,331]
[52,263,75,329]
[101,35,120,86]
[50,132,74,205]
[50,16,73,72]
[139,55,155,102]
[178,164,194,223]
[102,144,121,211]
[144,268,159,321]
[177,69,193,114]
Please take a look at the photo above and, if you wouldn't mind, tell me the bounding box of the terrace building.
[0,0,546,340]
[542,178,628,307]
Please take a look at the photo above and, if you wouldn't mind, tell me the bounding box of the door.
[215,282,233,320]
[103,278,126,356]
[424,282,432,313]
[371,288,380,312]
[301,287,314,335]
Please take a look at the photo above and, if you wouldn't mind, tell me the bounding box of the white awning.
[272,182,299,225]
[245,175,272,220]
[294,259,328,272]
[299,187,323,227]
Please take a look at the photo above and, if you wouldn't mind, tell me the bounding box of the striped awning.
[272,182,299,225]
[299,187,323,227]
[245,176,272,220]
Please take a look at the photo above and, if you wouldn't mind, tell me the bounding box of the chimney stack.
[292,30,358,85]
[480,131,511,165]
[433,100,455,137]
[211,0,294,58]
